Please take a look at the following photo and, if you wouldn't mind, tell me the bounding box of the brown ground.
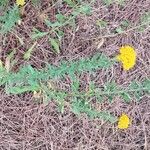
[0,0,150,150]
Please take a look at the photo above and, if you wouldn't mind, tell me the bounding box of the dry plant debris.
[0,0,150,149]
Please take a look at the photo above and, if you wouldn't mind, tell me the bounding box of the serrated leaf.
[56,13,66,23]
[0,0,9,9]
[95,95,103,103]
[79,4,92,15]
[121,20,130,27]
[0,5,20,34]
[104,81,118,93]
[120,92,131,103]
[116,26,124,33]
[71,79,80,92]
[142,79,150,90]
[141,12,150,24]
[134,92,142,101]
[98,111,117,123]
[108,95,114,103]
[129,81,140,89]
[71,98,81,115]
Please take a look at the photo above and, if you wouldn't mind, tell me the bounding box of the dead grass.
[0,0,150,149]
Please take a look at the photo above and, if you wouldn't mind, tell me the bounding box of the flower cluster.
[116,45,136,129]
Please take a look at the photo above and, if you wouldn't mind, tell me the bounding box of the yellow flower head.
[118,113,130,129]
[116,45,136,70]
[16,0,25,6]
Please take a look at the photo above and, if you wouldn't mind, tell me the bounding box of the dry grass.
[0,0,150,149]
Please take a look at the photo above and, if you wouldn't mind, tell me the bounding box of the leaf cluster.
[0,5,20,34]
[0,54,117,122]
[0,53,149,123]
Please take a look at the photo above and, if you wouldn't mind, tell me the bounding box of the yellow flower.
[116,45,136,70]
[118,113,130,129]
[16,0,25,6]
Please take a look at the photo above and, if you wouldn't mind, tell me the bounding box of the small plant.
[0,53,149,123]
[43,1,92,54]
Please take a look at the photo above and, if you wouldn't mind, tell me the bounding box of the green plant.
[27,1,93,55]
[23,42,37,60]
[31,0,41,7]
[49,38,60,54]
[43,1,92,54]
[138,12,150,32]
[0,0,9,10]
[31,28,49,40]
[0,53,149,123]
[0,5,20,34]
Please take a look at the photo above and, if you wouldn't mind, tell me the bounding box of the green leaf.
[104,81,118,93]
[134,92,142,101]
[108,95,114,103]
[56,29,64,37]
[116,26,124,33]
[64,0,76,7]
[0,0,9,9]
[79,4,92,15]
[0,5,20,34]
[58,100,65,114]
[116,0,126,5]
[71,79,80,92]
[95,95,104,103]
[31,28,48,39]
[31,0,41,6]
[24,42,37,60]
[96,19,107,28]
[102,0,112,6]
[129,81,140,89]
[140,12,150,24]
[45,20,61,28]
[120,92,131,103]
[142,79,150,90]
[56,13,66,23]
[71,98,82,115]
[98,111,117,123]
[49,38,60,54]
[121,20,130,27]
[6,85,40,94]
